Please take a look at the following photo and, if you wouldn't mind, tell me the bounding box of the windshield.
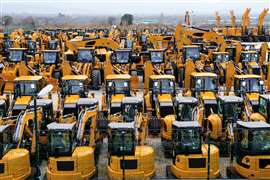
[240,129,270,153]
[152,79,175,94]
[44,52,57,64]
[214,54,230,63]
[28,41,36,53]
[15,81,37,96]
[240,78,260,93]
[178,104,196,121]
[185,47,200,61]
[175,129,201,152]
[0,130,12,157]
[123,104,136,122]
[77,50,93,62]
[115,51,130,64]
[151,51,164,63]
[259,97,268,118]
[241,53,259,63]
[49,131,72,154]
[62,80,84,95]
[107,80,130,95]
[194,77,217,92]
[109,131,135,155]
[9,50,23,62]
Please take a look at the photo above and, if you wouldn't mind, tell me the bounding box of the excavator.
[107,121,155,180]
[144,75,176,133]
[166,121,220,179]
[161,96,198,157]
[227,121,270,179]
[46,97,100,179]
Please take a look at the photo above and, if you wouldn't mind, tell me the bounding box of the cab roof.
[29,99,53,107]
[176,96,198,104]
[212,52,229,55]
[218,95,243,103]
[9,48,27,51]
[47,122,76,130]
[78,47,94,51]
[173,121,201,129]
[191,72,217,77]
[15,76,43,81]
[234,74,261,79]
[62,75,88,80]
[106,74,131,80]
[122,96,143,104]
[183,45,199,48]
[108,122,135,130]
[237,121,270,129]
[150,75,175,80]
[42,49,60,53]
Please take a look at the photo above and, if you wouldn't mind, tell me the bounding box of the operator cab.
[0,125,13,159]
[190,72,218,98]
[13,76,46,116]
[8,48,27,63]
[149,75,175,96]
[149,49,165,64]
[108,122,136,156]
[27,40,37,55]
[217,96,243,130]
[234,75,264,111]
[42,50,60,65]
[106,74,131,99]
[236,121,270,166]
[172,121,202,155]
[183,45,200,63]
[212,52,230,64]
[48,40,59,50]
[29,99,54,136]
[122,97,143,122]
[111,49,132,64]
[175,97,198,121]
[77,48,95,63]
[240,51,260,75]
[61,75,89,116]
[47,122,76,157]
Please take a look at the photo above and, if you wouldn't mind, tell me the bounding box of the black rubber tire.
[91,69,101,90]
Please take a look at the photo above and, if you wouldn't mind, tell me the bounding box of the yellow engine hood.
[200,91,216,100]
[111,94,125,103]
[157,94,172,102]
[15,96,32,106]
[64,95,80,104]
[246,92,259,102]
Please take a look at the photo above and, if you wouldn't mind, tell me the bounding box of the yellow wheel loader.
[107,122,155,180]
[227,121,270,179]
[166,121,220,179]
[144,75,176,134]
[161,96,198,157]
[239,51,261,75]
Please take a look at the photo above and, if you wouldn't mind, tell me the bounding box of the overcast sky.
[2,0,270,16]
